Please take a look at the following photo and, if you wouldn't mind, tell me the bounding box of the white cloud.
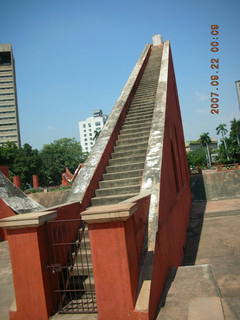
[47,125,56,130]
[195,91,209,102]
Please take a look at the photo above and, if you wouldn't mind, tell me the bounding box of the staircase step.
[91,193,138,206]
[124,115,152,125]
[114,142,148,153]
[122,120,152,130]
[125,111,153,121]
[95,184,140,197]
[118,130,150,141]
[75,249,92,264]
[105,162,145,173]
[99,176,141,188]
[116,136,149,146]
[109,155,146,166]
[127,107,154,116]
[111,148,146,159]
[71,264,93,276]
[120,125,151,135]
[103,169,143,180]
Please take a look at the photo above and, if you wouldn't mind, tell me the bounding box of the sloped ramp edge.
[0,171,45,214]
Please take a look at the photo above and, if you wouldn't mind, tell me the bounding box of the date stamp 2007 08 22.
[210,25,220,115]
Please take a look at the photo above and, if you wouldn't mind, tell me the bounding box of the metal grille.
[47,219,97,313]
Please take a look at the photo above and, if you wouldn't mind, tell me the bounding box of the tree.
[0,142,43,189]
[0,141,19,166]
[230,118,240,146]
[199,132,212,167]
[187,148,207,168]
[40,138,87,186]
[216,123,229,160]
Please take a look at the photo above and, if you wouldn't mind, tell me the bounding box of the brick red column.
[32,174,39,188]
[13,176,21,188]
[0,211,57,320]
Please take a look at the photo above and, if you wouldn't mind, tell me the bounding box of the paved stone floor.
[157,198,240,320]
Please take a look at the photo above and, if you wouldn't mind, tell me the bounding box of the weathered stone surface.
[28,189,69,207]
[0,171,45,214]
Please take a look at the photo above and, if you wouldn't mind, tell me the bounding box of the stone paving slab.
[157,265,224,320]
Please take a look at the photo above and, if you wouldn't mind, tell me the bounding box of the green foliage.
[199,132,211,146]
[0,142,43,189]
[0,137,88,188]
[40,138,87,186]
[187,148,207,168]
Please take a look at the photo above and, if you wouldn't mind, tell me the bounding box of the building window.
[84,138,87,141]
[83,124,86,128]
[0,110,15,114]
[0,129,16,132]
[95,122,101,126]
[0,105,15,108]
[0,98,14,102]
[84,134,86,137]
[89,133,92,136]
[0,123,15,126]
[88,123,91,127]
[0,75,12,78]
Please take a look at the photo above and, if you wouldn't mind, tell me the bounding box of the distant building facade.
[79,109,107,152]
[185,139,218,153]
[0,44,21,147]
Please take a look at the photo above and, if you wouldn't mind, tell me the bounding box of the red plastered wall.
[149,46,191,319]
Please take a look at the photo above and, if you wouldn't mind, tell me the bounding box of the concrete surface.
[157,198,240,320]
[190,170,240,201]
[28,189,69,207]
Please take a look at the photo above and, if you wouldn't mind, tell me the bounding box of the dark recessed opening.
[0,52,11,66]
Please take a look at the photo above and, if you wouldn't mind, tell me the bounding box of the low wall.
[28,190,70,208]
[191,169,240,201]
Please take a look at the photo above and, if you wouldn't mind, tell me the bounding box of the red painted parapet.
[0,211,57,320]
[32,174,39,188]
[13,176,21,188]
[0,199,16,241]
[81,193,150,320]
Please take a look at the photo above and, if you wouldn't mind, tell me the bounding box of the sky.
[0,0,240,149]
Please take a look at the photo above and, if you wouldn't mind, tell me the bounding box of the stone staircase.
[61,46,163,314]
[91,46,162,206]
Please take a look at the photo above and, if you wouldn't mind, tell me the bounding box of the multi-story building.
[79,109,107,152]
[185,139,218,153]
[0,44,21,147]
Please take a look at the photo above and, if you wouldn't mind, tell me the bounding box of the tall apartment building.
[0,44,21,147]
[79,109,107,152]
